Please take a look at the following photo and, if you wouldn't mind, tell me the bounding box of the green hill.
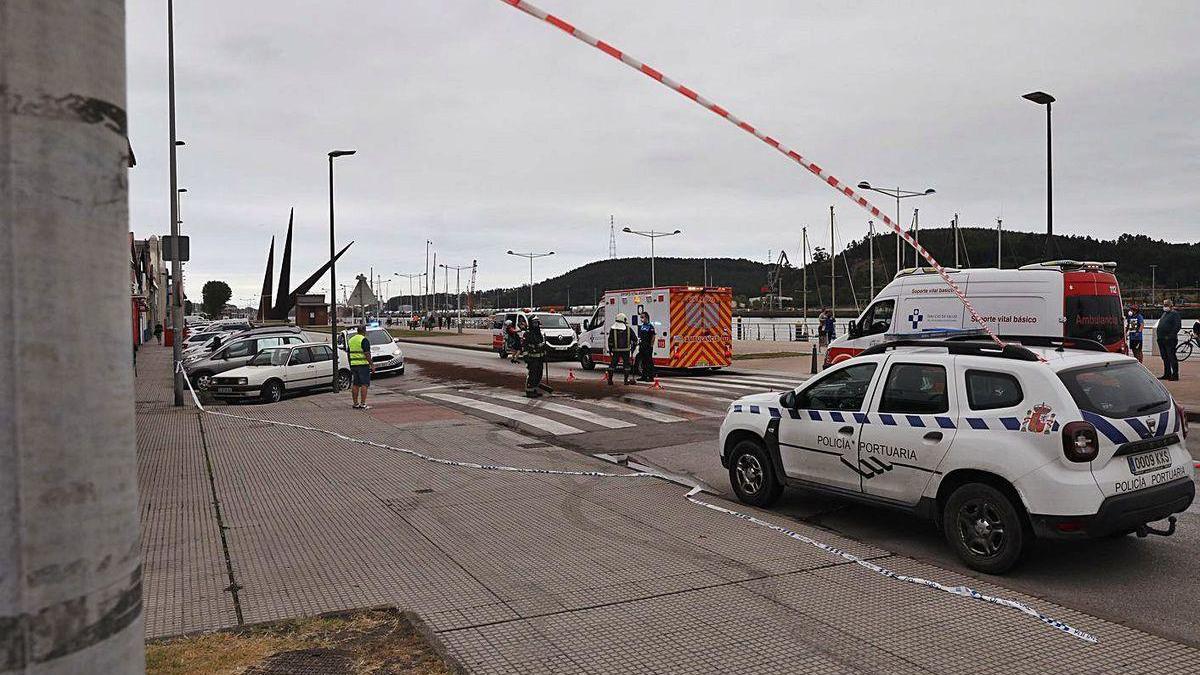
[395,228,1199,312]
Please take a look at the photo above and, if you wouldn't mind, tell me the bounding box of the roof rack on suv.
[1017,260,1117,271]
[857,339,1041,362]
[945,334,1108,353]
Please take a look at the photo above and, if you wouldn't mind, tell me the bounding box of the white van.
[826,261,1125,367]
[490,310,579,360]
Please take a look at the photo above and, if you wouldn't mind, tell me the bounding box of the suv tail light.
[1062,421,1099,463]
[1177,402,1189,439]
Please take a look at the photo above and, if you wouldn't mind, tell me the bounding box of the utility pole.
[868,220,875,298]
[2,2,144,671]
[829,206,836,322]
[608,215,617,259]
[996,218,1003,269]
[168,0,184,406]
[1150,265,1158,304]
[424,240,431,312]
[912,208,920,268]
[801,227,809,332]
[952,213,960,268]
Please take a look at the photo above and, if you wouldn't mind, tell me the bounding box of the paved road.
[385,341,1200,649]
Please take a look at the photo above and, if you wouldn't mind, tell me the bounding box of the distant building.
[130,233,168,345]
[293,293,328,327]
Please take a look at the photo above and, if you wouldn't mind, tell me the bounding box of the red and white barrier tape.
[497,0,1004,348]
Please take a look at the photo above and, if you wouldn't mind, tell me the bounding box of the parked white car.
[210,342,350,403]
[337,326,405,375]
[718,336,1193,573]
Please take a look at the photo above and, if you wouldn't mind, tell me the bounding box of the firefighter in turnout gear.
[606,312,638,385]
[523,315,548,397]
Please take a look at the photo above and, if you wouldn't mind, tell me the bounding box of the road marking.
[622,393,723,416]
[704,374,804,389]
[407,384,455,393]
[474,390,636,429]
[650,380,743,398]
[583,398,688,424]
[423,392,585,435]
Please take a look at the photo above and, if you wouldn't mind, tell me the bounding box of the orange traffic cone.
[650,377,663,390]
[567,369,576,382]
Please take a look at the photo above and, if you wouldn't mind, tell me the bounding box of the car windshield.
[248,347,290,367]
[535,314,570,329]
[1058,361,1171,418]
[366,330,392,345]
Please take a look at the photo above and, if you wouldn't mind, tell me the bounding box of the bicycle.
[1177,329,1198,361]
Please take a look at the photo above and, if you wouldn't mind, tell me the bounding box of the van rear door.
[1063,272,1124,350]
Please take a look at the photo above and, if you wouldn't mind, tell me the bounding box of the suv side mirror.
[780,391,797,410]
[848,322,861,339]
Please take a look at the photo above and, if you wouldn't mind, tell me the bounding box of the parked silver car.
[183,328,306,391]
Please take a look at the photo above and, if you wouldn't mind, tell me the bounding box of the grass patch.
[732,351,808,360]
[147,608,454,675]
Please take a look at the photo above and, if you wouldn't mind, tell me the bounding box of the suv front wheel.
[943,483,1028,574]
[728,439,783,507]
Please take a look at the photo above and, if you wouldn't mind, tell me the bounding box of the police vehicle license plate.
[216,387,232,394]
[1127,448,1172,475]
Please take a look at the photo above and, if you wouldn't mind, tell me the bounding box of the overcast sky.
[127,1,1200,305]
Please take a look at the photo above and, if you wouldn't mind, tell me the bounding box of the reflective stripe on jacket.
[348,334,370,365]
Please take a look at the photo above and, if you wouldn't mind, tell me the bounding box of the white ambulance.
[577,286,734,371]
[826,261,1125,367]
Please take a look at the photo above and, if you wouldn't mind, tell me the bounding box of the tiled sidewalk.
[135,346,1200,673]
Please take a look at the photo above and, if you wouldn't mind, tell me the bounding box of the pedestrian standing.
[1156,299,1181,381]
[523,316,547,397]
[825,310,837,343]
[347,325,376,409]
[153,321,163,344]
[817,307,830,350]
[606,312,637,385]
[1126,304,1144,362]
[636,310,656,382]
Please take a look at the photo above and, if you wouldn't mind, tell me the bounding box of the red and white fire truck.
[577,286,734,371]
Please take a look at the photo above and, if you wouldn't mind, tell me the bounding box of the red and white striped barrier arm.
[497,0,1004,348]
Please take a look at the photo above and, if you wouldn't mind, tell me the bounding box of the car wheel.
[579,350,596,371]
[193,371,214,391]
[261,380,284,404]
[728,439,783,507]
[943,483,1028,574]
[335,370,351,391]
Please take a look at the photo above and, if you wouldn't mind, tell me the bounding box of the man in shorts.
[347,325,376,409]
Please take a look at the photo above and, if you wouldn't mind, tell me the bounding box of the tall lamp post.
[168,0,184,405]
[506,250,554,307]
[440,263,472,333]
[855,182,934,273]
[621,227,681,287]
[1022,90,1055,258]
[394,272,424,316]
[327,149,356,391]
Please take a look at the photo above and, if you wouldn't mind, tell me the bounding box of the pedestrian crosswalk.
[419,371,807,437]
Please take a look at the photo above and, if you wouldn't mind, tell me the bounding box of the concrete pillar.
[1,1,144,673]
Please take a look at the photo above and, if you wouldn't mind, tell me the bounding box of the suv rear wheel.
[943,483,1028,574]
[579,349,596,370]
[728,439,783,507]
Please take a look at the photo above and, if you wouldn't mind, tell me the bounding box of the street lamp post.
[167,0,184,406]
[855,182,935,274]
[328,149,356,391]
[506,250,554,307]
[1023,91,1056,258]
[621,227,681,287]
[440,263,472,333]
[395,272,424,316]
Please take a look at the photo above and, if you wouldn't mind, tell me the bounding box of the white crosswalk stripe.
[474,390,636,429]
[582,398,688,423]
[622,393,724,416]
[652,380,750,398]
[423,392,585,435]
[704,374,804,389]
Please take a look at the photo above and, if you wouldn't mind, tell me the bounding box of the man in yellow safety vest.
[347,325,375,409]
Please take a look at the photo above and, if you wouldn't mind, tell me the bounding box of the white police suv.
[718,337,1194,573]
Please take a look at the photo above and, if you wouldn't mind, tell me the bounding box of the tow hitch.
[1136,516,1177,538]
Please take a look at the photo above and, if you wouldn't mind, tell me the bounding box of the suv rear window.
[965,370,1023,410]
[1058,361,1170,418]
[1065,295,1123,347]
